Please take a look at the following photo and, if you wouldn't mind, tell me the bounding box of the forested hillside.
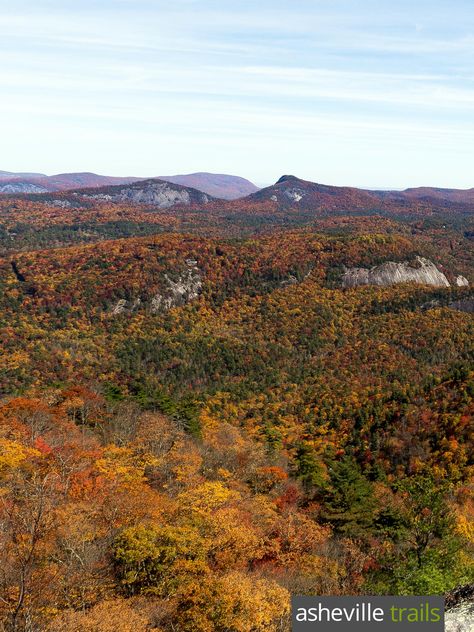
[0,189,473,631]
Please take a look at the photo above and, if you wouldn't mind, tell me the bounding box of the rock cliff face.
[111,260,202,315]
[456,275,470,287]
[342,257,451,288]
[283,187,306,203]
[445,585,474,632]
[445,602,474,631]
[150,262,202,312]
[0,182,49,194]
[83,179,211,209]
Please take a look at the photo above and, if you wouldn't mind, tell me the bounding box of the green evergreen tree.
[319,457,377,537]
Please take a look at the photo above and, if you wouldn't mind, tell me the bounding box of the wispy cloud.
[0,0,473,186]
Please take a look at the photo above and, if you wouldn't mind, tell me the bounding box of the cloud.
[1,0,473,185]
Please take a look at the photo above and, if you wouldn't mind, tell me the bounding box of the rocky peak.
[276,175,299,184]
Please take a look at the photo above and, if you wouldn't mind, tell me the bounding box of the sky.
[1,0,473,188]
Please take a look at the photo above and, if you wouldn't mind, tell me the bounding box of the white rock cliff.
[342,256,451,288]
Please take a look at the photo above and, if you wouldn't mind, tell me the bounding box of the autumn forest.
[0,176,473,631]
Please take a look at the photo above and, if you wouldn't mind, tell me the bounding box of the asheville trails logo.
[292,596,444,631]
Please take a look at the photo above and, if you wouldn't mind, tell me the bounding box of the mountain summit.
[276,175,299,184]
[245,175,383,211]
[239,175,474,213]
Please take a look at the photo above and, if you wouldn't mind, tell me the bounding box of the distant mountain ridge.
[379,186,474,204]
[2,170,473,212]
[158,173,259,200]
[0,172,147,194]
[0,170,46,178]
[235,175,474,213]
[0,170,259,200]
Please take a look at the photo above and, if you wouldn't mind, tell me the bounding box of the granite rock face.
[150,265,202,313]
[456,275,470,287]
[85,181,210,209]
[445,585,474,632]
[342,257,451,288]
[111,260,202,315]
[283,187,306,203]
[48,199,73,209]
[111,299,128,316]
[0,182,49,194]
[445,602,474,631]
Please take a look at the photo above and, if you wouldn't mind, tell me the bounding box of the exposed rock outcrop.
[280,274,299,287]
[445,602,474,631]
[283,188,305,203]
[342,257,450,288]
[445,585,474,632]
[150,265,202,313]
[49,199,73,209]
[111,260,202,315]
[83,180,211,209]
[111,299,128,316]
[456,275,469,287]
[0,182,49,194]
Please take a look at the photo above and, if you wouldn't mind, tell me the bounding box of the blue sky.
[1,0,473,188]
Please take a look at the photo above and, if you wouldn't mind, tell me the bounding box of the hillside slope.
[0,217,472,631]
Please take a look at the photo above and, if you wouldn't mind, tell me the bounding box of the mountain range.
[2,170,473,214]
[0,170,258,200]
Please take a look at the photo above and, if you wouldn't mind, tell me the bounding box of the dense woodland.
[0,192,473,631]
